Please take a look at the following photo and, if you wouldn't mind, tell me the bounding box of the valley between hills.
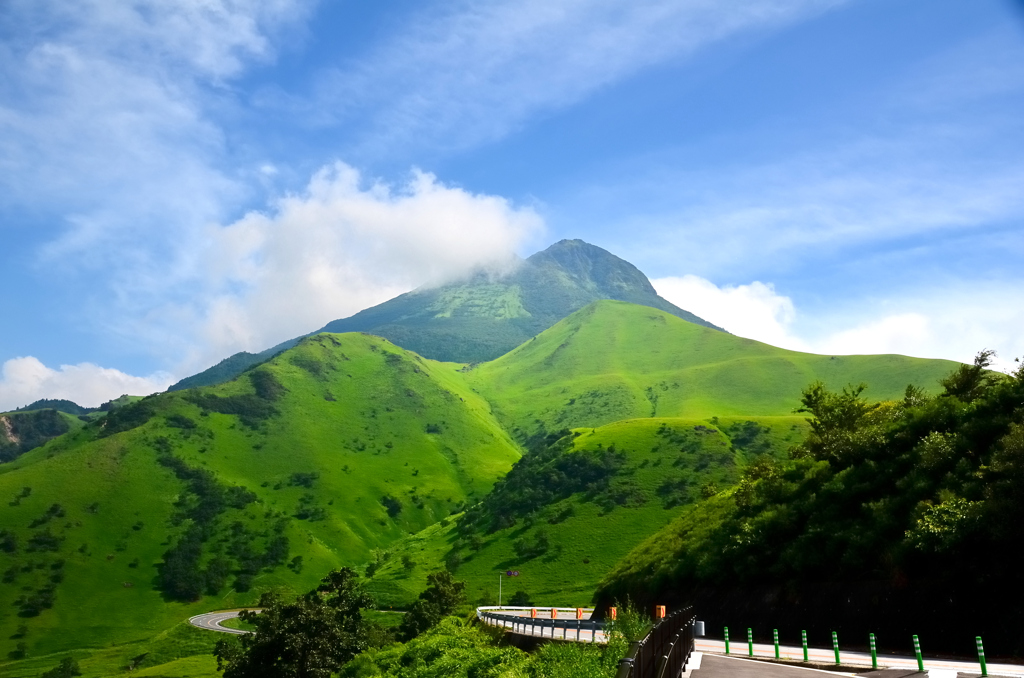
[4,240,1017,678]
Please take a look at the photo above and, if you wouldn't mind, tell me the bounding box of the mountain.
[169,239,722,391]
[465,300,960,438]
[12,399,95,416]
[0,333,520,659]
[361,301,960,607]
[0,300,968,674]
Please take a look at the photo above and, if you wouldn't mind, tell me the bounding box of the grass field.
[466,301,959,437]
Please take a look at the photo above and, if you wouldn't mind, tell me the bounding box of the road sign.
[505,570,520,576]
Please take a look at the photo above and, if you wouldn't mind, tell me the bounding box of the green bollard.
[724,626,730,655]
[976,636,988,677]
[801,630,808,662]
[748,627,754,657]
[913,635,924,672]
[869,633,878,670]
[774,628,780,659]
[832,631,840,665]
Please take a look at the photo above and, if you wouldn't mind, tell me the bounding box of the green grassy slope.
[0,333,520,663]
[466,300,960,438]
[364,415,806,608]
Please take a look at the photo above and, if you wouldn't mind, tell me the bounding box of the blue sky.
[1,0,1022,409]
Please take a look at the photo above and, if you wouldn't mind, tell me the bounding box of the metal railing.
[477,606,605,643]
[615,607,696,678]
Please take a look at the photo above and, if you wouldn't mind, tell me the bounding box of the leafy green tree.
[214,568,373,678]
[398,570,466,640]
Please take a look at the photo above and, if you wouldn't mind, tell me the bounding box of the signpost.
[498,570,520,607]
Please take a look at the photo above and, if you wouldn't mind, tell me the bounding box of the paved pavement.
[695,639,1023,677]
[687,653,856,677]
[188,609,257,635]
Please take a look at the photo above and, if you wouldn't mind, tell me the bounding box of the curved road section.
[189,610,258,635]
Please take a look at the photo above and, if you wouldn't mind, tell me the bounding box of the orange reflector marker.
[551,607,558,619]
[576,608,584,619]
[655,605,666,620]
[609,607,617,620]
[531,608,537,618]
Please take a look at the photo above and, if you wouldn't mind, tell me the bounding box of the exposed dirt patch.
[0,415,18,445]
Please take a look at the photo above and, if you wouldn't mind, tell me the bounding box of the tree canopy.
[214,567,373,678]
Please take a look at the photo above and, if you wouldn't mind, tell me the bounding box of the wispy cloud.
[311,0,849,155]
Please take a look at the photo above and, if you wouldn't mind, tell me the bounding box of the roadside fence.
[476,606,605,643]
[616,607,696,678]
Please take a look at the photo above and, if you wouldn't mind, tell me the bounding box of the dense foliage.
[215,568,374,678]
[344,615,627,678]
[398,570,467,641]
[458,429,624,534]
[598,352,1024,651]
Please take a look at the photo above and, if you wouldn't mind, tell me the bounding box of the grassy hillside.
[0,333,520,664]
[467,300,960,438]
[363,415,806,609]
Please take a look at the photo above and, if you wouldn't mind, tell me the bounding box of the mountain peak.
[527,239,657,297]
[169,239,722,390]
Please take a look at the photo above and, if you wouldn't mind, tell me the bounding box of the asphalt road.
[188,610,258,635]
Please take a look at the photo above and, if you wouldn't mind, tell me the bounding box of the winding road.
[188,609,258,635]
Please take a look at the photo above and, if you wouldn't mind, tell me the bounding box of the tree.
[398,570,466,641]
[214,568,374,678]
[940,349,998,402]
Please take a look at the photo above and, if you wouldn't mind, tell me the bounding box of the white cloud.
[316,0,849,154]
[655,276,1024,372]
[0,357,172,412]
[653,275,802,349]
[170,162,544,369]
